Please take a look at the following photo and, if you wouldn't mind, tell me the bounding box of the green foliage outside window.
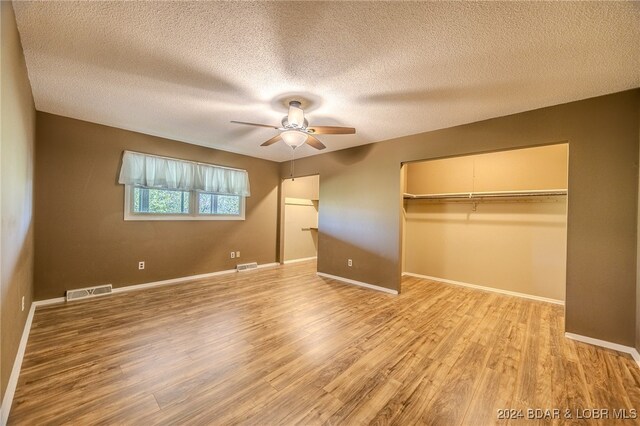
[133,187,190,214]
[198,193,241,215]
[132,187,241,216]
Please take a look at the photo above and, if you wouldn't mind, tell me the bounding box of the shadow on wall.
[330,144,375,166]
[317,232,399,293]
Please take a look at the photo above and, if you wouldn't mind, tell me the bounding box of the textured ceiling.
[13,1,640,162]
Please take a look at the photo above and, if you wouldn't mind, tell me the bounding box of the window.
[198,193,241,216]
[125,186,245,220]
[133,187,190,215]
[118,151,250,221]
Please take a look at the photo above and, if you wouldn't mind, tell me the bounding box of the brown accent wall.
[637,109,640,352]
[34,113,280,300]
[1,1,36,399]
[285,90,639,346]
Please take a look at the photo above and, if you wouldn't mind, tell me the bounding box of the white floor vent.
[237,262,258,272]
[66,284,113,301]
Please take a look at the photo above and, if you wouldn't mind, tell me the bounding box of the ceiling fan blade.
[231,121,280,129]
[307,126,356,135]
[305,135,326,150]
[260,134,282,147]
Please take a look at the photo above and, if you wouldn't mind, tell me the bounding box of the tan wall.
[284,90,639,346]
[1,1,36,399]
[34,113,280,300]
[406,144,568,194]
[404,200,567,301]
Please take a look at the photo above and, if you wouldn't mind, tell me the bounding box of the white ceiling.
[13,1,640,162]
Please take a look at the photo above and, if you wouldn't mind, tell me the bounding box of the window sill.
[124,214,245,221]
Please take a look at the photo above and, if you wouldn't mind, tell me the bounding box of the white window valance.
[118,151,250,196]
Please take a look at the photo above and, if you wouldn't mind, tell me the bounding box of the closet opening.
[280,174,320,265]
[400,143,568,303]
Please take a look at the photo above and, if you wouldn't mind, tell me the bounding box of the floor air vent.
[237,262,258,272]
[66,284,113,301]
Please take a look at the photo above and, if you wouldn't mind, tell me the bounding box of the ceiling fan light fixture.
[281,130,308,148]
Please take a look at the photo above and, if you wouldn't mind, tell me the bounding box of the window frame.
[124,185,245,221]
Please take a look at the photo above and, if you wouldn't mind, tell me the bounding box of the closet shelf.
[403,189,567,201]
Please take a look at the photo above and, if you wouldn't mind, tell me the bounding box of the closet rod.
[403,189,567,200]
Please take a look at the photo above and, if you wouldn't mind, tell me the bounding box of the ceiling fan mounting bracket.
[271,94,319,113]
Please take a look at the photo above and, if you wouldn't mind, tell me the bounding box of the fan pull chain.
[290,147,296,181]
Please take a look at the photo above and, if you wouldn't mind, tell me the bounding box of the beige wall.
[406,144,568,194]
[284,90,639,346]
[34,113,280,300]
[283,198,318,261]
[1,1,36,400]
[404,200,567,301]
[282,175,319,200]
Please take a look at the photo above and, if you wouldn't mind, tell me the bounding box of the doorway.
[281,175,319,263]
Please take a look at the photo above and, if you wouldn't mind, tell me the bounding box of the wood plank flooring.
[9,261,640,425]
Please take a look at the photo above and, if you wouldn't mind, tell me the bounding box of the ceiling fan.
[231,101,355,150]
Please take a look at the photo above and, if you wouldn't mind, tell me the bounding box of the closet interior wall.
[403,144,569,302]
[282,175,319,262]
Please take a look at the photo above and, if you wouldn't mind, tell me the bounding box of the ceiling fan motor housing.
[283,100,307,130]
[281,116,309,130]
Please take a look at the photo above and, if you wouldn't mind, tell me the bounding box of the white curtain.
[118,151,251,196]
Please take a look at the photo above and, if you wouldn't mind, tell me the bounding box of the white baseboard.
[565,333,640,369]
[402,272,564,306]
[111,268,238,294]
[256,262,280,270]
[283,256,317,265]
[33,262,282,305]
[1,302,36,425]
[632,349,640,367]
[33,297,66,307]
[317,272,398,295]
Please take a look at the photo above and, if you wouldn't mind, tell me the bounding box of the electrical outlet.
[21,296,25,312]
[138,261,145,270]
[230,252,235,259]
[348,259,353,267]
[236,251,240,258]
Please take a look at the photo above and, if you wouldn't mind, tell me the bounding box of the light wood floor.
[9,261,640,425]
